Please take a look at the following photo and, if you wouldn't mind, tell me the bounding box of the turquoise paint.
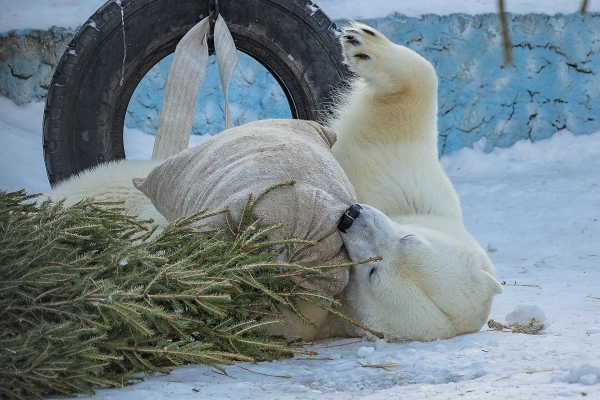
[2,13,599,155]
[362,13,600,155]
[123,52,292,136]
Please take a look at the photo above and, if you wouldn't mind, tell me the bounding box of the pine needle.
[0,187,376,399]
[236,365,291,378]
[358,362,398,369]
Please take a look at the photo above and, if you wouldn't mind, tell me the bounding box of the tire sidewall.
[44,0,347,185]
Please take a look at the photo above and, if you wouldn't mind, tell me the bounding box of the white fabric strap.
[152,15,238,160]
[214,16,238,130]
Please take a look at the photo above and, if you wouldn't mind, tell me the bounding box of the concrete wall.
[369,13,600,154]
[1,13,599,155]
[0,28,73,105]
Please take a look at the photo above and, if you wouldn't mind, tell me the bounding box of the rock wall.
[1,13,599,155]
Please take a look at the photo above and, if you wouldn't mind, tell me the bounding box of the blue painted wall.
[2,13,599,155]
[124,13,600,155]
[124,52,292,137]
[366,13,600,155]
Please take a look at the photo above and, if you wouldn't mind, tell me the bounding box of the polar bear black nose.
[338,204,362,233]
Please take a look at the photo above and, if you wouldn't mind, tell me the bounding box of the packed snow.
[1,0,599,32]
[1,96,599,398]
[2,0,600,397]
[505,304,546,325]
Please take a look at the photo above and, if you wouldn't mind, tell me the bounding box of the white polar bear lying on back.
[316,22,503,341]
[46,22,502,343]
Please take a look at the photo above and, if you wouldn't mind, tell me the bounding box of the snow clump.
[568,364,600,384]
[356,347,375,358]
[505,304,546,325]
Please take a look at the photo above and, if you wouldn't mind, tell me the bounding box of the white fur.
[46,159,168,228]
[44,23,501,342]
[46,160,331,340]
[317,22,503,341]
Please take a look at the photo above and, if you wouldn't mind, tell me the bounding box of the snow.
[568,364,600,384]
[2,96,600,398]
[0,0,105,32]
[505,304,546,325]
[356,347,375,358]
[2,1,600,397]
[0,97,208,194]
[374,338,387,350]
[581,374,599,385]
[2,0,600,32]
[486,241,498,252]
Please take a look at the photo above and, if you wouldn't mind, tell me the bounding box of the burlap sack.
[133,119,357,296]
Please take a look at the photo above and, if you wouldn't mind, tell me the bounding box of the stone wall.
[1,13,599,155]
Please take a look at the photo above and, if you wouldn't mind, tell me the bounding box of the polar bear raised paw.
[340,23,381,73]
[339,22,437,97]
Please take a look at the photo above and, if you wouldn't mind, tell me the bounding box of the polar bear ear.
[398,234,422,245]
[473,269,504,295]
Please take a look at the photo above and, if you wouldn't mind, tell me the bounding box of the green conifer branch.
[0,188,375,399]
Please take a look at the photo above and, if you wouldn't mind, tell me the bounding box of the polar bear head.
[339,204,503,341]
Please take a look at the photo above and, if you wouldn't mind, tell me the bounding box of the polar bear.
[46,22,502,343]
[47,159,168,228]
[314,22,503,341]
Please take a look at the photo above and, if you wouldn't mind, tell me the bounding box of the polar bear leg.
[339,22,437,97]
[46,159,168,228]
[331,23,445,217]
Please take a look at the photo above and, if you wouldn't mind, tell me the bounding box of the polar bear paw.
[339,22,437,96]
[340,22,384,77]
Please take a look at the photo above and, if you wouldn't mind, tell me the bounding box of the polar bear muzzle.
[338,204,362,233]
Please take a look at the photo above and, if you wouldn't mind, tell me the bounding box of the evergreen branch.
[232,319,283,336]
[97,303,155,337]
[0,189,375,398]
[250,181,296,212]
[302,297,384,339]
[285,298,316,328]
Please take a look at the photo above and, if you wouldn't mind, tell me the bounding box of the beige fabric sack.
[134,119,357,296]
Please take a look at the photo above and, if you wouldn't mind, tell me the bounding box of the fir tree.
[0,189,378,399]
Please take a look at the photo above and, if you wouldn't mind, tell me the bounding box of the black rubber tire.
[43,0,348,186]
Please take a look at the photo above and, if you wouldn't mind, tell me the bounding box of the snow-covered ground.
[2,0,599,398]
[1,0,598,32]
[1,96,599,399]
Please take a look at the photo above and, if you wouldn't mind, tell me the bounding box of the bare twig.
[358,362,398,369]
[326,340,364,348]
[505,284,540,287]
[498,0,513,65]
[494,368,558,382]
[236,365,291,378]
[487,318,545,334]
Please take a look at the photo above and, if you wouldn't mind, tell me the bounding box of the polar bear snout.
[338,204,362,233]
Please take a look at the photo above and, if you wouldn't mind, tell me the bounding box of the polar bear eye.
[368,266,379,285]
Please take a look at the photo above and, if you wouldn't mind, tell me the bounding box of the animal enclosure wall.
[1,13,598,155]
